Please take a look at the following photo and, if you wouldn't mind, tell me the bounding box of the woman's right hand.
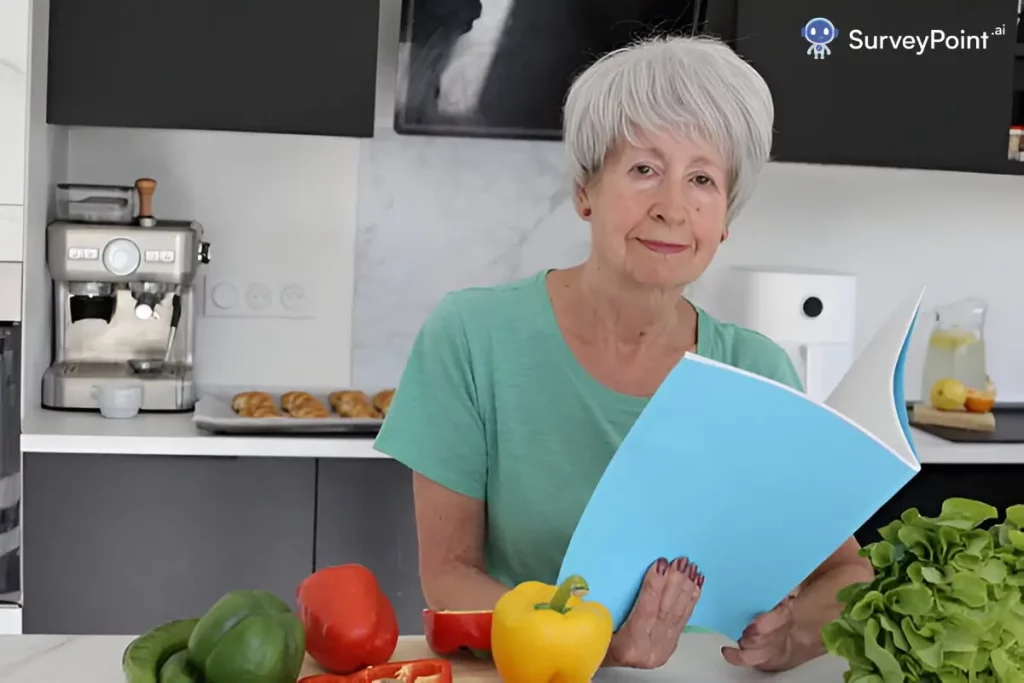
[606,557,704,669]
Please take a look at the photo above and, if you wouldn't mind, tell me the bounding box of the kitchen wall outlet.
[203,276,316,319]
[245,282,273,311]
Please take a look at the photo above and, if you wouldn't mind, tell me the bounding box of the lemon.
[928,329,978,351]
[930,378,968,411]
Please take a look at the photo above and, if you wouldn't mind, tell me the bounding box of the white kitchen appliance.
[730,266,857,402]
[42,178,211,412]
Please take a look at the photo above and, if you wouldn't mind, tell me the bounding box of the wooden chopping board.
[298,637,497,681]
[294,633,847,682]
[911,402,996,432]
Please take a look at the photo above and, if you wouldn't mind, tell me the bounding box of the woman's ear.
[573,184,592,220]
[720,226,730,243]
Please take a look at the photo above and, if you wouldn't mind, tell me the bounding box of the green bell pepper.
[188,590,305,683]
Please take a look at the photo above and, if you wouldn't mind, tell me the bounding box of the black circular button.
[802,296,824,318]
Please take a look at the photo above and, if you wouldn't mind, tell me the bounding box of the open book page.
[824,288,926,469]
[559,348,924,640]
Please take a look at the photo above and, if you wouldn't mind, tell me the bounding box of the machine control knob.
[197,241,211,264]
[102,238,141,277]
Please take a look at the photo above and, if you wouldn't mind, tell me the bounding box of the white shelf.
[905,427,1024,464]
[21,406,385,458]
[19,404,1024,463]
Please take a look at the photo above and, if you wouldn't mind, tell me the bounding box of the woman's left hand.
[720,596,796,672]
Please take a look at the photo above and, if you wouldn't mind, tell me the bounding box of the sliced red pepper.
[299,659,452,683]
[422,609,492,656]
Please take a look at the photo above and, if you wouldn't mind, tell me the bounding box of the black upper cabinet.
[735,0,1020,174]
[46,1,381,138]
[395,0,702,140]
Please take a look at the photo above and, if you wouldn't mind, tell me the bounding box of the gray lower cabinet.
[22,452,316,635]
[314,458,426,634]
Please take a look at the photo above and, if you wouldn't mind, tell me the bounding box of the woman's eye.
[633,164,654,176]
[693,174,714,186]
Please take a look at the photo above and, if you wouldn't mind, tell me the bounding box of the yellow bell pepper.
[491,574,613,683]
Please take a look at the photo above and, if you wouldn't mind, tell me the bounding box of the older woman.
[373,35,873,671]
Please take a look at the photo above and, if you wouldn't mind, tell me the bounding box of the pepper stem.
[546,574,589,614]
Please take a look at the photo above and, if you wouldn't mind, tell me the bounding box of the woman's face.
[575,129,730,290]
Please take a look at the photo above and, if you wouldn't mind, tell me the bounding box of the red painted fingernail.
[674,557,689,572]
[697,573,705,588]
[656,558,669,575]
[689,564,698,579]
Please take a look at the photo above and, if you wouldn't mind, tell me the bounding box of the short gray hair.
[563,35,774,223]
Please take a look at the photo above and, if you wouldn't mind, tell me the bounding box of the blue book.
[557,288,925,642]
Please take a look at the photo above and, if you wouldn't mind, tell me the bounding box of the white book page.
[824,288,926,470]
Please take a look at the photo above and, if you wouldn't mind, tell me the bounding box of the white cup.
[91,381,144,419]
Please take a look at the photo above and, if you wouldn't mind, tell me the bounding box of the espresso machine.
[42,178,211,412]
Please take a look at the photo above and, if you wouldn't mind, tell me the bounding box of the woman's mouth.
[637,239,690,255]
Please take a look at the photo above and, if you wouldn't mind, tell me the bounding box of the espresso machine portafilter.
[42,178,212,412]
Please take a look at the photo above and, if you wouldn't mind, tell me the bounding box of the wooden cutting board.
[294,633,847,682]
[298,637,497,681]
[911,402,996,432]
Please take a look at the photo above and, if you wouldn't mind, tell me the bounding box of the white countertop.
[19,406,1024,462]
[0,633,848,683]
[908,427,1024,464]
[20,408,384,458]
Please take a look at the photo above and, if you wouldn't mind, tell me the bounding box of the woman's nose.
[651,183,690,224]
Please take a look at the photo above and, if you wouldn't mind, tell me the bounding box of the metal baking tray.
[192,391,386,435]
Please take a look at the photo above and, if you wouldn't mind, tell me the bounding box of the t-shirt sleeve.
[372,294,487,500]
[763,344,804,392]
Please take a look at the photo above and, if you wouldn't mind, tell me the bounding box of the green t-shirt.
[373,270,802,589]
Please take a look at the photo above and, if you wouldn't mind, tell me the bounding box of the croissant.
[281,391,315,412]
[328,390,373,417]
[243,404,283,418]
[283,392,329,418]
[289,402,329,418]
[345,402,381,419]
[372,389,395,416]
[232,391,275,414]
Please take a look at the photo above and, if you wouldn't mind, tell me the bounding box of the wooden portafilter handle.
[135,178,157,221]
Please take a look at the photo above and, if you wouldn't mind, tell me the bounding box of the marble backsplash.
[352,134,591,388]
[351,132,1024,399]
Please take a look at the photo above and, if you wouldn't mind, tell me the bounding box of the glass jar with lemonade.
[920,297,989,398]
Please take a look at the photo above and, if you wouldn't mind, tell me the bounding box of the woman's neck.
[557,263,694,351]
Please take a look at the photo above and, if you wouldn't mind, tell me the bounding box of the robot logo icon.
[801,17,838,59]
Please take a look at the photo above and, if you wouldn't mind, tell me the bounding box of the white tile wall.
[0,0,30,207]
[21,0,68,413]
[0,205,23,262]
[0,263,21,321]
[65,127,362,389]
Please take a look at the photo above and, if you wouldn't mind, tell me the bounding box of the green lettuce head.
[822,498,1024,683]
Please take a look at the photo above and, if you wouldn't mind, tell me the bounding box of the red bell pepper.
[299,659,452,683]
[422,609,492,656]
[297,564,399,674]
